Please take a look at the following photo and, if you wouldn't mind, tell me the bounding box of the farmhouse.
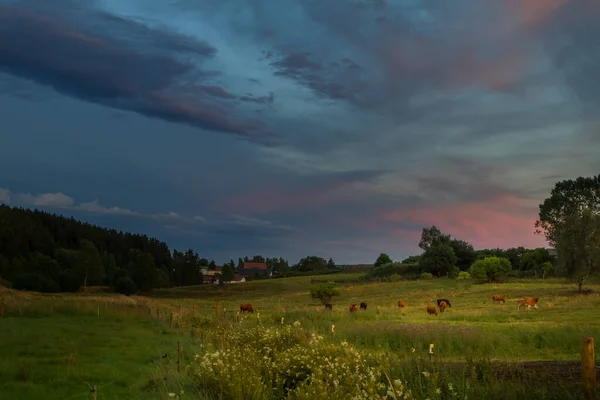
[200,268,221,284]
[228,275,246,284]
[239,262,270,280]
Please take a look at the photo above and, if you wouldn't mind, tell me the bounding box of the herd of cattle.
[238,295,540,315]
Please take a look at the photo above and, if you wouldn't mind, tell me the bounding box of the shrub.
[468,257,511,282]
[114,276,136,296]
[456,271,471,280]
[12,273,60,293]
[420,272,434,280]
[389,273,402,282]
[58,271,81,292]
[309,281,341,304]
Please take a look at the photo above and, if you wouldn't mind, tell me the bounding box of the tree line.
[371,174,600,291]
[0,205,338,294]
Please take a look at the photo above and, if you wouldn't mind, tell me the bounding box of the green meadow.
[1,275,599,399]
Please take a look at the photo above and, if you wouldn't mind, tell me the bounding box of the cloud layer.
[1,0,599,263]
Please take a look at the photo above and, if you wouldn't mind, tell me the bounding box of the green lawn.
[0,313,190,400]
[1,276,599,399]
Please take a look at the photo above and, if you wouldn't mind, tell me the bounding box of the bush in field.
[189,324,414,399]
[114,276,136,296]
[12,273,60,293]
[456,271,471,280]
[309,281,341,305]
[389,273,402,282]
[468,257,511,282]
[420,272,433,280]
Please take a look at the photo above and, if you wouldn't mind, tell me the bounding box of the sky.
[0,0,599,264]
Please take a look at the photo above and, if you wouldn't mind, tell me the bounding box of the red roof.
[233,275,246,281]
[242,262,268,270]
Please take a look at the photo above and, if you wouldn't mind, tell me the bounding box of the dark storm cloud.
[0,2,272,138]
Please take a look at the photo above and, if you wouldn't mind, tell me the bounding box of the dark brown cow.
[349,304,358,312]
[360,302,367,310]
[517,297,539,310]
[240,303,254,313]
[492,295,506,304]
[426,305,438,316]
[397,300,407,308]
[439,301,448,313]
[325,303,333,310]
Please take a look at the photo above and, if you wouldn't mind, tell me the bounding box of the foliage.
[520,248,552,278]
[220,264,236,282]
[114,276,136,296]
[12,273,61,293]
[420,272,433,280]
[296,256,329,271]
[535,174,600,246]
[309,281,341,304]
[420,243,457,276]
[367,263,420,280]
[449,239,476,271]
[418,225,451,251]
[374,253,393,267]
[554,208,600,292]
[456,271,471,280]
[189,324,413,400]
[468,257,512,282]
[389,273,401,282]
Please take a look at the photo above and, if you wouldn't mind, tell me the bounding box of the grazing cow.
[426,305,438,316]
[349,304,359,312]
[437,298,452,307]
[397,300,407,308]
[325,303,333,310]
[439,301,448,313]
[240,303,254,313]
[360,302,367,310]
[517,297,539,310]
[492,295,506,304]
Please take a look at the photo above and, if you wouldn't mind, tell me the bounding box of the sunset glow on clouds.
[1,0,599,263]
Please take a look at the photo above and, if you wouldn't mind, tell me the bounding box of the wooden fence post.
[170,312,173,329]
[92,385,97,400]
[177,341,181,373]
[0,297,4,318]
[216,301,220,317]
[148,307,151,318]
[193,304,196,314]
[581,337,596,394]
[156,308,159,320]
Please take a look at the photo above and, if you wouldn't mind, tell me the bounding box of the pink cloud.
[381,195,549,249]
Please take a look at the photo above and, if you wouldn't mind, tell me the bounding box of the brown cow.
[397,300,407,308]
[492,295,506,304]
[517,297,539,310]
[439,301,448,313]
[426,305,438,316]
[240,303,254,313]
[349,304,358,312]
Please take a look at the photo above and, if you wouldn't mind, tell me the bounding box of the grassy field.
[1,275,599,399]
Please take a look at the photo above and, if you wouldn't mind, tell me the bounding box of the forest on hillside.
[0,205,302,294]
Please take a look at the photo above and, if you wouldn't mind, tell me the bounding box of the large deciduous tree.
[374,253,393,267]
[418,225,451,251]
[535,175,600,246]
[535,175,600,292]
[555,209,600,292]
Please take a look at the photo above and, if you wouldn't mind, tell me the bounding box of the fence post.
[216,301,221,317]
[148,307,152,318]
[177,341,181,373]
[92,385,97,400]
[0,297,4,318]
[193,304,196,314]
[97,306,100,317]
[170,313,173,329]
[581,337,596,395]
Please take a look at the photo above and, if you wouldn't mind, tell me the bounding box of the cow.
[240,303,254,313]
[360,302,367,310]
[492,295,506,304]
[349,304,359,312]
[426,305,438,316]
[439,301,448,313]
[437,298,452,307]
[325,303,333,310]
[517,297,539,310]
[397,300,407,308]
